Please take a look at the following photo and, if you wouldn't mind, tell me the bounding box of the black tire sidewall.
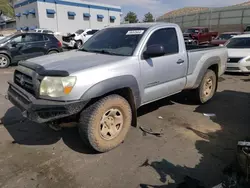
[48,50,58,54]
[0,54,10,68]
[76,41,82,49]
[199,70,217,103]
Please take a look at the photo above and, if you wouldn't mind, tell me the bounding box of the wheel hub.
[0,57,7,67]
[204,77,213,97]
[100,108,123,140]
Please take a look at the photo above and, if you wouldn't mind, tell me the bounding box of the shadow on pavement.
[2,96,175,155]
[138,97,174,117]
[1,107,96,154]
[139,90,250,188]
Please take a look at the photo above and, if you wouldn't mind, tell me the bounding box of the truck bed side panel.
[185,47,227,89]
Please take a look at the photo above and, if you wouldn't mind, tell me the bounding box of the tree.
[124,11,138,23]
[143,12,154,22]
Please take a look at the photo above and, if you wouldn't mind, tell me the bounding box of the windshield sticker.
[126,30,144,35]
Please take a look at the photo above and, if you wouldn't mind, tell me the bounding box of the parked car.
[225,34,250,73]
[62,29,99,49]
[7,23,227,152]
[210,32,242,46]
[0,32,63,68]
[183,27,218,45]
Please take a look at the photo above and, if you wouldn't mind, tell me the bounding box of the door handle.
[177,59,184,64]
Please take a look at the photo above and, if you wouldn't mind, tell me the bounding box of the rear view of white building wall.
[14,0,122,33]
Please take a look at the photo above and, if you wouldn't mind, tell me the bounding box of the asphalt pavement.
[0,68,250,188]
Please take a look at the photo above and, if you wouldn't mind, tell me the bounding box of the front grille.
[227,57,243,63]
[14,70,36,95]
[62,36,71,42]
[226,67,240,71]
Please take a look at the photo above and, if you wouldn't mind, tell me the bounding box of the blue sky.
[90,0,248,20]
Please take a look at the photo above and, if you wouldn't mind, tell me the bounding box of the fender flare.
[81,75,141,108]
[193,56,220,88]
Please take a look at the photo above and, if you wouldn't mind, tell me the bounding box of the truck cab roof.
[110,22,178,29]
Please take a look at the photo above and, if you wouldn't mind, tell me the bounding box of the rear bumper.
[7,81,87,124]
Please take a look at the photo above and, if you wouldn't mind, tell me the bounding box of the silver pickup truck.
[7,23,227,152]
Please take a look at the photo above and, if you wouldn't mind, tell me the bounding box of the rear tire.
[48,50,58,55]
[0,54,10,68]
[193,69,217,104]
[78,94,132,152]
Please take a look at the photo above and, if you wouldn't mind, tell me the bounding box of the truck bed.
[186,44,219,51]
[184,44,228,89]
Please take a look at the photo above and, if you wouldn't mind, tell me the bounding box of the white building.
[14,0,122,33]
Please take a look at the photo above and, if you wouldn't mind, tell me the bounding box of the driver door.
[139,27,188,104]
[8,34,26,62]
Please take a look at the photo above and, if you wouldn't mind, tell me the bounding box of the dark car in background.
[210,32,242,46]
[0,32,63,68]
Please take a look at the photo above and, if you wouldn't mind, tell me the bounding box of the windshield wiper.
[90,49,123,56]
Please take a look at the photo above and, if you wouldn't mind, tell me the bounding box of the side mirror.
[143,44,165,58]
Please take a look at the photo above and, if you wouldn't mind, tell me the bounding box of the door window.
[11,35,23,43]
[146,28,179,56]
[24,34,44,42]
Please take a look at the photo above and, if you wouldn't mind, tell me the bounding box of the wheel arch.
[193,56,220,88]
[47,49,59,54]
[80,75,141,127]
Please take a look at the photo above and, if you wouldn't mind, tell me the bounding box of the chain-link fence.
[157,6,250,33]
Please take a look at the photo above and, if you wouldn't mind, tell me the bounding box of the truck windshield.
[80,27,147,56]
[185,29,199,33]
[226,38,250,48]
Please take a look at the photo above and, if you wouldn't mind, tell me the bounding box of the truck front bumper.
[7,81,87,124]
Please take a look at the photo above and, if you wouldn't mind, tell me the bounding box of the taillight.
[58,41,62,48]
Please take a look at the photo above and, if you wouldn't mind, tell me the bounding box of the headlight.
[40,76,77,97]
[245,57,250,62]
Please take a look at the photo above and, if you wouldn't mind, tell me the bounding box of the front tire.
[78,94,132,152]
[0,54,10,68]
[76,40,83,49]
[193,69,217,104]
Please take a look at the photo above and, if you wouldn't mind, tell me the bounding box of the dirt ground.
[0,68,250,188]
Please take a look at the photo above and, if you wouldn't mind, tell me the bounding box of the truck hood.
[227,48,250,58]
[22,50,128,74]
